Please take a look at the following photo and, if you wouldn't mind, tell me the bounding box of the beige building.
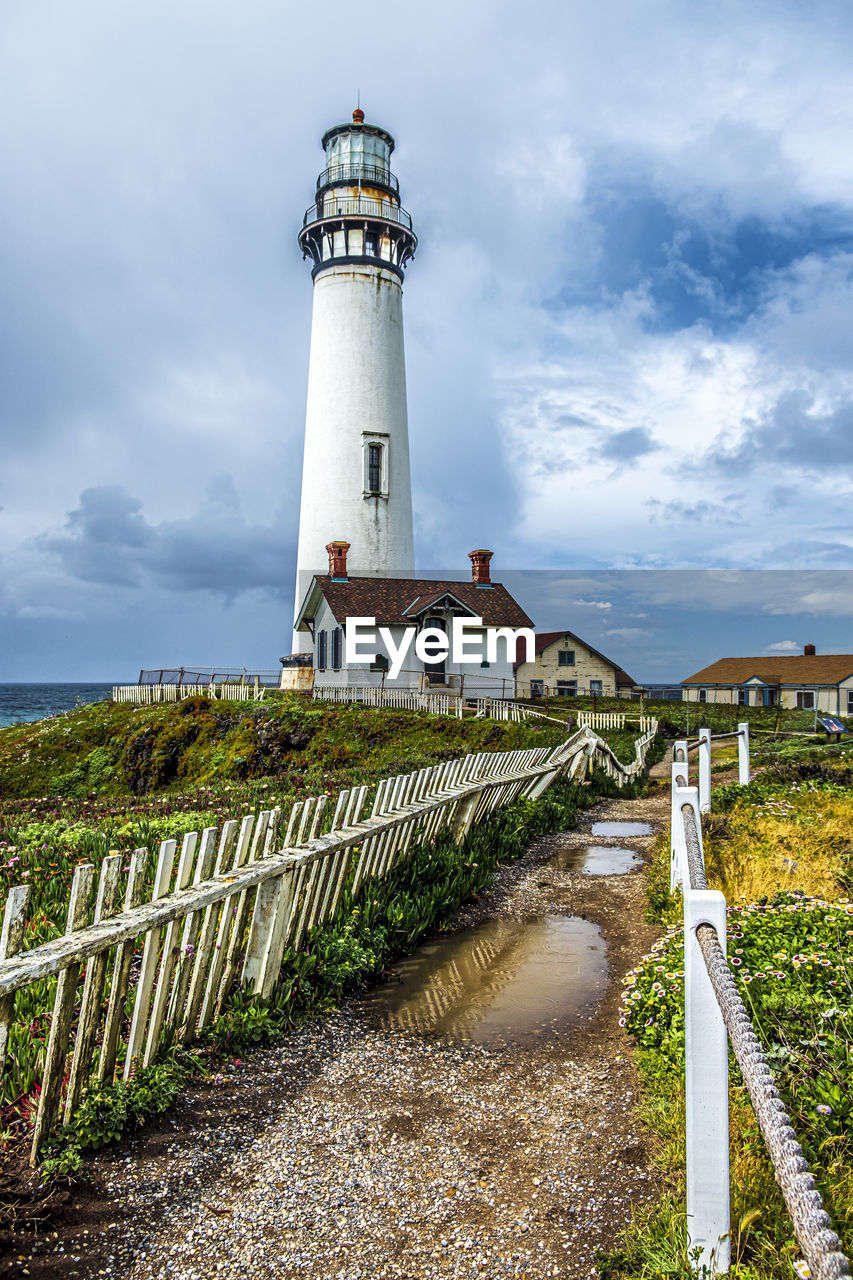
[682,645,853,714]
[513,630,639,698]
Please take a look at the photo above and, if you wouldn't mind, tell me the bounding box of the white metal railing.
[673,723,750,813]
[670,735,850,1278]
[0,723,658,1164]
[113,684,266,704]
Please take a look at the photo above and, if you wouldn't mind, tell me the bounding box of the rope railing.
[673,749,851,1278]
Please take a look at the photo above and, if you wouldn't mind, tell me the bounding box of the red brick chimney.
[326,540,350,581]
[469,548,493,587]
[804,643,816,656]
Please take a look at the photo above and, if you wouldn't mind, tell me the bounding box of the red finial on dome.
[352,107,365,124]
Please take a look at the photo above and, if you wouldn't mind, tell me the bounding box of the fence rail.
[671,738,851,1278]
[0,723,658,1164]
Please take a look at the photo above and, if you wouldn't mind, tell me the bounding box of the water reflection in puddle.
[361,915,607,1046]
[552,845,642,875]
[591,821,652,837]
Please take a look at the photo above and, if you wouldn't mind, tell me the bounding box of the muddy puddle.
[360,915,607,1046]
[591,821,652,838]
[552,845,642,875]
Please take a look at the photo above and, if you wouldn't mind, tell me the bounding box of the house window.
[332,627,343,670]
[370,653,389,673]
[558,650,575,666]
[590,679,603,694]
[796,689,815,710]
[698,688,707,703]
[317,630,327,671]
[847,689,853,715]
[556,680,577,696]
[738,688,749,706]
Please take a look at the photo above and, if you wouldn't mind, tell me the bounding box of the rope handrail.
[679,801,850,1279]
[696,921,850,1280]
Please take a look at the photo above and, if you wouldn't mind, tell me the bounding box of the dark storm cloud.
[599,426,659,461]
[39,481,290,597]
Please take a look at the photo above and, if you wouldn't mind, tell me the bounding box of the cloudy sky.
[2,0,852,681]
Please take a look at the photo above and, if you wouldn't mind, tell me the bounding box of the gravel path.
[13,769,672,1280]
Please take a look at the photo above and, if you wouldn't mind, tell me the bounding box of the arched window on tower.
[362,433,389,497]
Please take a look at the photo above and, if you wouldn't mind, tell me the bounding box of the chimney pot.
[804,643,816,656]
[326,540,351,581]
[469,548,494,587]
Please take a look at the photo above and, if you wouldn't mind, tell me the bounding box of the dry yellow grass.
[703,788,853,902]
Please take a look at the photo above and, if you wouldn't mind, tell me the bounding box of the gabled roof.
[513,629,637,685]
[682,655,853,686]
[296,575,533,630]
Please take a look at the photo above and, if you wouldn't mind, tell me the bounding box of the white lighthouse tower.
[292,108,417,651]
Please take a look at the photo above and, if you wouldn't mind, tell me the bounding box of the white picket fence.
[469,697,536,722]
[312,685,460,716]
[113,684,266,704]
[0,723,658,1164]
[576,711,658,733]
[312,686,568,725]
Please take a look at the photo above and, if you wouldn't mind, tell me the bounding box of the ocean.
[0,683,114,729]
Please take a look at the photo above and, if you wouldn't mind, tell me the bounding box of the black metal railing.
[302,196,414,230]
[316,162,399,193]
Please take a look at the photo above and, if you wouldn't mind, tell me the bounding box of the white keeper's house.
[682,645,853,714]
[294,543,532,697]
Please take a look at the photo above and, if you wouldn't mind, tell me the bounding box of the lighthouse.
[292,108,418,651]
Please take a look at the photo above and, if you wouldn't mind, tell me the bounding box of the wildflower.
[816,1104,832,1114]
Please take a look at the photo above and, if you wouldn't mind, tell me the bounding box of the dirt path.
[5,767,673,1280]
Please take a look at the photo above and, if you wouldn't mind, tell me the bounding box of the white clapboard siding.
[0,722,658,1162]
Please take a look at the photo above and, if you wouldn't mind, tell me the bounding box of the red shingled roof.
[308,575,533,628]
[513,630,637,685]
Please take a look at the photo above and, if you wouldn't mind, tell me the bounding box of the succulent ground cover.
[600,741,853,1279]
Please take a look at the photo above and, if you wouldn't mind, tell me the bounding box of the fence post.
[737,722,750,786]
[670,757,690,892]
[684,888,730,1274]
[698,728,711,813]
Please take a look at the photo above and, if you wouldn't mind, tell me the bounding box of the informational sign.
[817,716,848,734]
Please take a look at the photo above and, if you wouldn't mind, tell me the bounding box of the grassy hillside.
[0,693,564,805]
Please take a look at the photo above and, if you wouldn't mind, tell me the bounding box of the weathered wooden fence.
[0,723,656,1165]
[113,683,266,705]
